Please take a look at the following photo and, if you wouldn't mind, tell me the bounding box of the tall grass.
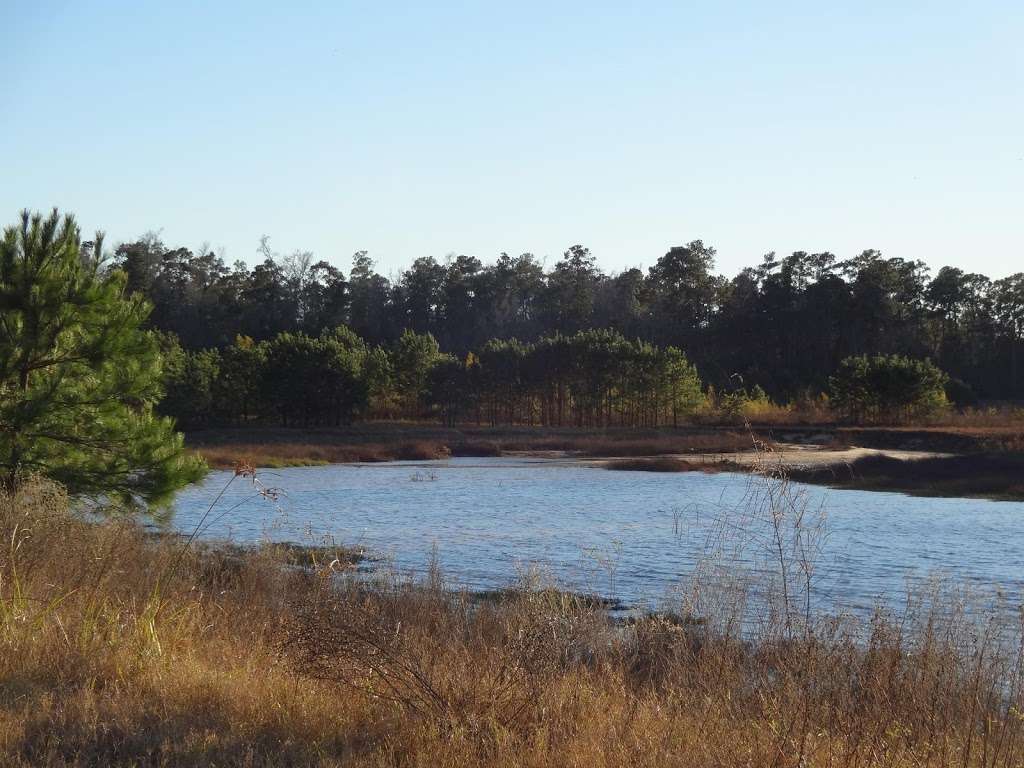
[1,466,1024,766]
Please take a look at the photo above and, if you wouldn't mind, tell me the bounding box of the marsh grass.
[196,439,451,468]
[791,452,1024,500]
[2,461,1024,766]
[192,426,762,468]
[606,457,727,472]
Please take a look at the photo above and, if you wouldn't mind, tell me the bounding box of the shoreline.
[186,424,768,469]
[185,424,1024,501]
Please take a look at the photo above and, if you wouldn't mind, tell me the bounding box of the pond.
[171,458,1024,615]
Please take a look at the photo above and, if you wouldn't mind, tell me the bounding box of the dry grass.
[188,419,1024,473]
[3,472,1024,766]
[791,452,1024,500]
[702,402,1024,430]
[829,426,1024,454]
[190,425,764,468]
[531,432,757,456]
[605,457,727,472]
[196,439,451,468]
[927,405,1024,429]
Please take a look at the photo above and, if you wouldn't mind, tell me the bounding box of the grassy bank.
[830,426,1023,454]
[3,475,1024,766]
[187,423,1024,500]
[607,450,1024,501]
[788,452,1024,501]
[605,457,729,473]
[187,424,763,469]
[187,422,1024,470]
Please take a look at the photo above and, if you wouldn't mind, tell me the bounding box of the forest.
[116,234,1023,427]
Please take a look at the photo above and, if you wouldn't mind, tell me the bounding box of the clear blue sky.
[3,1,1022,279]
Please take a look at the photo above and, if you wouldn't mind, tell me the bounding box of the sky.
[3,1,1022,280]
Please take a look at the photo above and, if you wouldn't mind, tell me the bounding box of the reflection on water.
[171,457,1024,613]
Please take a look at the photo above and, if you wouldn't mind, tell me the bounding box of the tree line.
[160,328,705,429]
[162,322,954,428]
[115,235,1024,404]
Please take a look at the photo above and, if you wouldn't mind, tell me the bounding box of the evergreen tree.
[214,335,266,423]
[0,209,206,507]
[391,330,443,417]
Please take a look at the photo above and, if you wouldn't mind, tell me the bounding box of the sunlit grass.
[2,472,1024,766]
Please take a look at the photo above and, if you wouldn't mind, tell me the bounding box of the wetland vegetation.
[6,468,1024,766]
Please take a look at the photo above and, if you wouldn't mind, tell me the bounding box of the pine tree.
[0,209,206,508]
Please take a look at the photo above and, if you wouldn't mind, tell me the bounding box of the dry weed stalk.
[3,459,1024,764]
[280,566,605,736]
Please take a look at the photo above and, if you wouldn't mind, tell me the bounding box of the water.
[171,457,1024,614]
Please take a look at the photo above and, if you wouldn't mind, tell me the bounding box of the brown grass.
[828,426,1024,454]
[547,432,756,456]
[791,452,1024,500]
[699,402,1024,430]
[188,418,1024,472]
[3,471,1024,766]
[196,439,451,468]
[605,457,728,473]
[189,425,764,468]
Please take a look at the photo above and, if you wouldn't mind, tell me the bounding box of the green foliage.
[829,354,949,424]
[261,330,369,426]
[993,273,1024,393]
[543,245,599,334]
[710,384,773,422]
[110,225,1024,403]
[472,330,703,428]
[993,274,1024,341]
[426,354,473,426]
[0,209,206,507]
[476,338,530,425]
[158,333,221,427]
[391,329,443,417]
[646,241,720,347]
[164,324,705,429]
[214,335,266,423]
[363,345,397,417]
[660,346,705,422]
[151,326,427,428]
